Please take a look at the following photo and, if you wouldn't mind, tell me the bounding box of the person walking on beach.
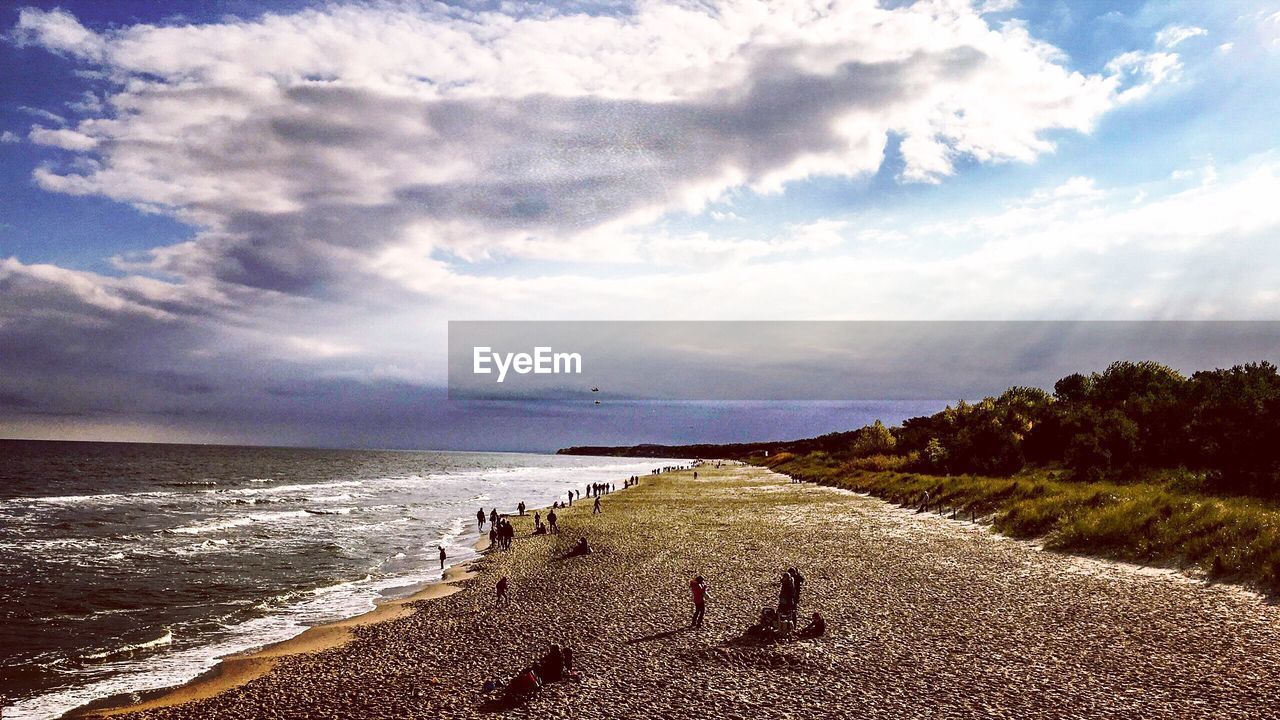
[548,508,558,533]
[593,496,602,514]
[496,576,510,606]
[690,575,708,629]
[477,507,486,530]
[438,545,446,570]
[490,508,498,527]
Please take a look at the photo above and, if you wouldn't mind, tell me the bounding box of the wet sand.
[94,464,1280,719]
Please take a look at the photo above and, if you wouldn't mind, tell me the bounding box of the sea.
[0,440,679,719]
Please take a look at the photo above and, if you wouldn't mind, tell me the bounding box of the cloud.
[12,0,1160,298]
[28,126,98,150]
[1155,25,1208,49]
[1105,50,1183,102]
[976,0,1020,14]
[0,0,1203,442]
[0,131,19,144]
[12,7,106,59]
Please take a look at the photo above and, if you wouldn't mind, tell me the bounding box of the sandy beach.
[90,463,1280,719]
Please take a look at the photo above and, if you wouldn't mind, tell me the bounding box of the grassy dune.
[757,452,1280,593]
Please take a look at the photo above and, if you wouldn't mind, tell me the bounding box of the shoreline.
[73,530,497,717]
[72,463,1280,718]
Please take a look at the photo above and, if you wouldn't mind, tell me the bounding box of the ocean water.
[0,441,677,719]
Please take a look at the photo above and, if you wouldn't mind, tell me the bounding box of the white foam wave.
[83,630,173,661]
[169,510,311,535]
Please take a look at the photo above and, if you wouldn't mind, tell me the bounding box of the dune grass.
[756,452,1280,594]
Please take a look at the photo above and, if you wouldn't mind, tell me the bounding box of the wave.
[168,510,312,535]
[304,507,355,516]
[4,491,176,507]
[82,630,173,661]
[172,539,230,555]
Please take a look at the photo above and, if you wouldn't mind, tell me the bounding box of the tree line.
[561,360,1280,499]
[881,361,1280,497]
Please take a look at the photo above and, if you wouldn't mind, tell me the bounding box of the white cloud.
[12,0,1165,298]
[12,7,106,59]
[0,131,19,144]
[0,0,1225,426]
[28,126,98,151]
[1106,50,1183,102]
[976,0,1020,14]
[1155,24,1207,49]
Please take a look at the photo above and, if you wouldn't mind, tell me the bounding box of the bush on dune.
[764,456,1280,593]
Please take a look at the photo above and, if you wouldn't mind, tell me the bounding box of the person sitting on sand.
[533,522,547,536]
[593,496,602,514]
[747,607,776,638]
[567,536,592,557]
[496,576,510,606]
[539,644,566,683]
[504,666,541,702]
[800,612,826,638]
[690,575,708,629]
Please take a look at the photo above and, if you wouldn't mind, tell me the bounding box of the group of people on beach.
[488,643,578,703]
[482,463,836,706]
[477,507,518,550]
[651,464,691,474]
[531,509,558,535]
[689,565,825,640]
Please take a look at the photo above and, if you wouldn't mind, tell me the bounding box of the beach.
[92,463,1280,719]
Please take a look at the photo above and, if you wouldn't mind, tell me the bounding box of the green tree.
[852,419,897,457]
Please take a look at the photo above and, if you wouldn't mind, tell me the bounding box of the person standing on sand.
[548,508,558,533]
[778,571,796,618]
[690,576,708,628]
[477,508,485,530]
[496,576,510,606]
[788,567,805,612]
[518,501,526,516]
[490,508,498,527]
[593,496,602,514]
[438,545,446,570]
[567,490,573,506]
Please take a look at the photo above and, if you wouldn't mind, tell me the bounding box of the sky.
[1,0,1279,450]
